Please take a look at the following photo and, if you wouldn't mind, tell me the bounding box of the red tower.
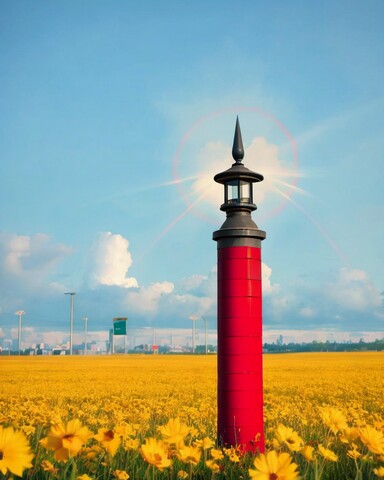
[213,118,266,452]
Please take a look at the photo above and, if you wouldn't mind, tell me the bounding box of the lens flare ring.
[172,106,299,225]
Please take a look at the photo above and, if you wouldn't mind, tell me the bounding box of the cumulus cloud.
[0,233,72,277]
[327,268,381,311]
[87,232,138,289]
[0,232,72,296]
[122,267,217,324]
[126,281,174,315]
[263,265,383,331]
[262,262,279,294]
[245,137,291,205]
[178,274,208,292]
[1,229,382,337]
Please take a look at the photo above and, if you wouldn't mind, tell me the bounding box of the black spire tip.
[232,116,244,164]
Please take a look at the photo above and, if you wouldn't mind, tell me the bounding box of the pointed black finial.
[232,116,244,164]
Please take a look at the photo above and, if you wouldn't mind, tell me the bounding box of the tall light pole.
[190,315,198,353]
[82,316,88,355]
[64,292,76,355]
[15,310,25,355]
[203,317,208,354]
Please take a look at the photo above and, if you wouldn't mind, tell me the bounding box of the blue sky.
[1,0,383,345]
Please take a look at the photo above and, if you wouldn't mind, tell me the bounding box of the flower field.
[0,352,383,479]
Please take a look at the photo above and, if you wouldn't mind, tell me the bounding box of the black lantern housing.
[215,164,263,212]
[213,117,266,242]
[213,118,265,244]
[214,117,263,212]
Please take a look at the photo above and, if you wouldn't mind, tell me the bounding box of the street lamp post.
[204,317,208,354]
[190,315,198,353]
[15,310,25,355]
[82,316,88,355]
[213,117,266,452]
[65,292,76,355]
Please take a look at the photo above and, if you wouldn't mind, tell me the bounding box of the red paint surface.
[217,245,264,452]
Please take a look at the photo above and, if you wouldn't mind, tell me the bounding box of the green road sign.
[113,318,127,335]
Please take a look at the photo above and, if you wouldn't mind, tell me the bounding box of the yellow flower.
[347,443,361,460]
[373,466,384,478]
[318,444,338,462]
[194,436,215,450]
[177,470,188,479]
[347,449,360,460]
[222,446,241,462]
[78,475,93,480]
[140,437,171,471]
[178,443,202,465]
[0,425,34,477]
[113,425,127,438]
[82,444,104,460]
[319,406,348,434]
[124,438,140,451]
[189,427,199,437]
[113,470,129,480]
[276,425,303,452]
[211,448,224,460]
[40,419,92,462]
[359,426,384,455]
[374,420,384,431]
[158,417,190,446]
[229,451,240,463]
[301,445,315,462]
[94,428,121,457]
[249,450,299,480]
[41,459,58,473]
[339,427,360,444]
[206,460,220,473]
[21,425,36,437]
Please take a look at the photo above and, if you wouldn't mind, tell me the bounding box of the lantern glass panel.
[227,180,239,203]
[240,181,251,203]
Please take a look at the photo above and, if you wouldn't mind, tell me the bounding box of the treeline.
[264,338,384,353]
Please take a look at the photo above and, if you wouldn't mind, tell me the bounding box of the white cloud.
[2,230,382,337]
[327,268,381,311]
[0,233,72,278]
[262,262,279,294]
[124,268,216,321]
[87,232,138,289]
[178,274,208,292]
[246,137,289,205]
[0,232,72,299]
[262,264,383,331]
[126,281,174,314]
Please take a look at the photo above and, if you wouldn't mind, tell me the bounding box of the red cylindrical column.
[217,244,264,452]
[213,117,266,453]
